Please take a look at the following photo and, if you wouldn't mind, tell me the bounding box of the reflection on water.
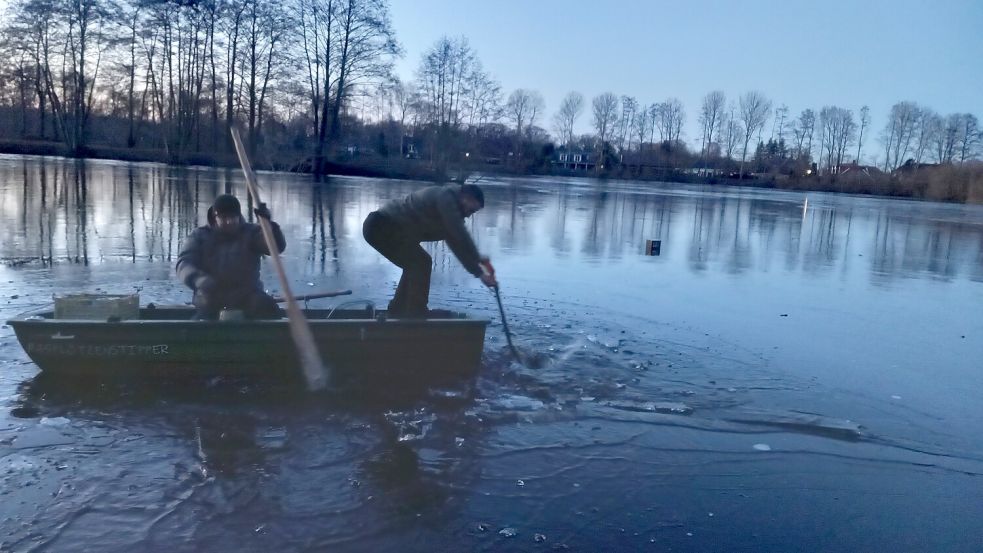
[1,155,983,552]
[2,155,981,286]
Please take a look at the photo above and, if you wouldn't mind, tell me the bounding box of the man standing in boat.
[177,194,286,320]
[363,183,497,318]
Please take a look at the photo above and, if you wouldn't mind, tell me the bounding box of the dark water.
[0,154,981,552]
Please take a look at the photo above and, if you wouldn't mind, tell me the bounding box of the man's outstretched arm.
[437,191,483,276]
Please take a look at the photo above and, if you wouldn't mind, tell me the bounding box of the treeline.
[0,0,980,201]
[0,0,400,171]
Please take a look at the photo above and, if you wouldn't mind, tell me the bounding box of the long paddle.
[230,127,328,391]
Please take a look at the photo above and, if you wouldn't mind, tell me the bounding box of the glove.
[479,257,495,276]
[194,275,217,294]
[253,202,272,221]
[479,272,498,289]
[478,257,498,288]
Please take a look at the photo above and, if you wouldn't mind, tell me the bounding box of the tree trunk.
[327,1,353,151]
[127,13,137,147]
[246,6,258,157]
[18,64,28,137]
[208,7,219,149]
[225,10,242,152]
[315,36,332,175]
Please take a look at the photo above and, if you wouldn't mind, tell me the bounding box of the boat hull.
[7,307,489,386]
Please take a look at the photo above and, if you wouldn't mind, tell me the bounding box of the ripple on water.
[0,281,975,552]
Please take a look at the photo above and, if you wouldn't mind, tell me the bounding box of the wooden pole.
[230,127,328,391]
[272,289,352,303]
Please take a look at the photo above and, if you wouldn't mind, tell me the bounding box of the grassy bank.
[580,164,983,204]
[758,165,983,204]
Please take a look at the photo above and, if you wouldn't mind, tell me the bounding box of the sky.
[0,0,978,163]
[389,0,983,163]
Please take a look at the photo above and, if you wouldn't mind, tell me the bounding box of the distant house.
[553,146,595,171]
[685,161,723,177]
[894,159,938,174]
[838,161,884,177]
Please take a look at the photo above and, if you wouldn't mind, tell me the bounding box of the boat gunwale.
[6,307,490,327]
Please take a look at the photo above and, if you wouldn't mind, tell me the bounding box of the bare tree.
[417,36,473,130]
[11,0,116,150]
[417,35,486,169]
[855,105,870,163]
[461,60,501,129]
[295,0,397,171]
[617,95,636,151]
[222,0,248,146]
[386,76,418,156]
[720,106,740,160]
[551,91,583,147]
[926,112,948,163]
[68,0,114,150]
[738,91,771,178]
[771,103,788,144]
[915,111,980,165]
[326,0,399,145]
[818,106,856,174]
[699,90,725,163]
[295,0,332,150]
[591,92,619,144]
[241,0,284,153]
[631,103,651,152]
[505,88,544,140]
[881,101,919,170]
[653,97,684,149]
[110,1,143,147]
[912,107,937,163]
[0,0,408,163]
[795,108,816,161]
[646,103,658,146]
[1,0,54,139]
[956,113,980,162]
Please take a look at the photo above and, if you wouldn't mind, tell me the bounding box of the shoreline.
[2,140,979,204]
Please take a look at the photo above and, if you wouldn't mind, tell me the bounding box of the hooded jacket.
[176,213,286,302]
[375,184,483,277]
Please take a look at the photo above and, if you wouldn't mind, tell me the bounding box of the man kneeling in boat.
[363,183,497,318]
[176,194,285,320]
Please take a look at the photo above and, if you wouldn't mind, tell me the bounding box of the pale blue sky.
[390,0,983,162]
[0,0,978,162]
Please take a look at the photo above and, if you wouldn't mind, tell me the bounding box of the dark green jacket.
[377,185,483,276]
[176,216,286,299]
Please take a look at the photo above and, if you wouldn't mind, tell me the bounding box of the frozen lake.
[1,154,981,552]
